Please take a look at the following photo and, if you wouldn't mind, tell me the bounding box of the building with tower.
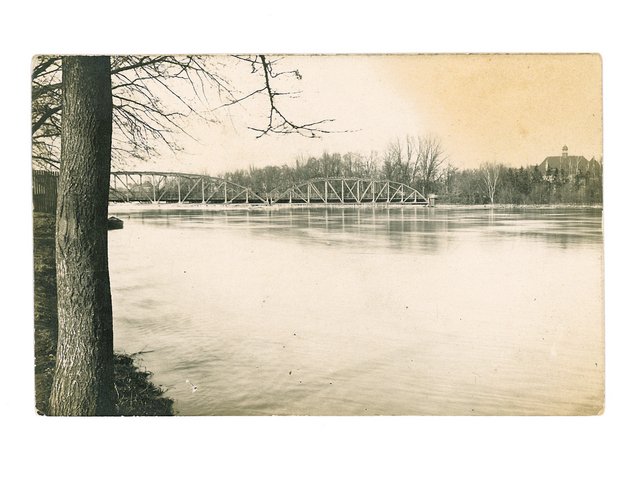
[540,145,600,181]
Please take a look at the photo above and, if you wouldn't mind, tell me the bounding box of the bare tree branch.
[32,106,61,134]
[32,54,340,168]
[32,56,60,80]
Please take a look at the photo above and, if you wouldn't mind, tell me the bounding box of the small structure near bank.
[32,170,59,214]
[107,216,124,230]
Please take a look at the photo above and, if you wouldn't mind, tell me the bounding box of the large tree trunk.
[49,56,115,416]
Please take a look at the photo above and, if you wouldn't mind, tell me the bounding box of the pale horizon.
[129,54,602,176]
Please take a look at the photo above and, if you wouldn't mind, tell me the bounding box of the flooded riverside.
[107,205,603,415]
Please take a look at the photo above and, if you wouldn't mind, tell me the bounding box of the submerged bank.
[33,213,173,415]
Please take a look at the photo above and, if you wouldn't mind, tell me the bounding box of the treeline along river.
[222,150,603,205]
[108,205,603,415]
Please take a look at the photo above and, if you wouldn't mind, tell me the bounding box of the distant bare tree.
[382,136,419,185]
[480,162,503,204]
[360,151,380,178]
[380,135,446,192]
[442,162,459,195]
[416,135,446,195]
[341,151,379,178]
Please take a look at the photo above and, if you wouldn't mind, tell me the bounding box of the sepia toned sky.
[142,54,602,175]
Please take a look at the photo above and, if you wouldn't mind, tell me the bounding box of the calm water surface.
[108,206,603,415]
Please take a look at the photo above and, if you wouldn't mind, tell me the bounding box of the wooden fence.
[32,170,59,214]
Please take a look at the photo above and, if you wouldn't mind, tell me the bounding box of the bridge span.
[269,177,429,205]
[110,171,268,204]
[108,171,432,206]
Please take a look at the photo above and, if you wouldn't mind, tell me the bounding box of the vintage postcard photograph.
[32,54,603,416]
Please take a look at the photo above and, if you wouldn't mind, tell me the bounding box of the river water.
[107,206,604,415]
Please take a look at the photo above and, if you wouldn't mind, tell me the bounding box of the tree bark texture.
[49,56,115,415]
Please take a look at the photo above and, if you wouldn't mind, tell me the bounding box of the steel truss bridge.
[269,177,429,205]
[110,171,267,204]
[109,172,430,205]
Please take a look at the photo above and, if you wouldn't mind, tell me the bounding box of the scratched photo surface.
[33,54,603,415]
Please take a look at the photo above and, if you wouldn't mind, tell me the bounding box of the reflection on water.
[108,206,603,415]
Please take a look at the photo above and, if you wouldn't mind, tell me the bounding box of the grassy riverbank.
[33,213,173,415]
